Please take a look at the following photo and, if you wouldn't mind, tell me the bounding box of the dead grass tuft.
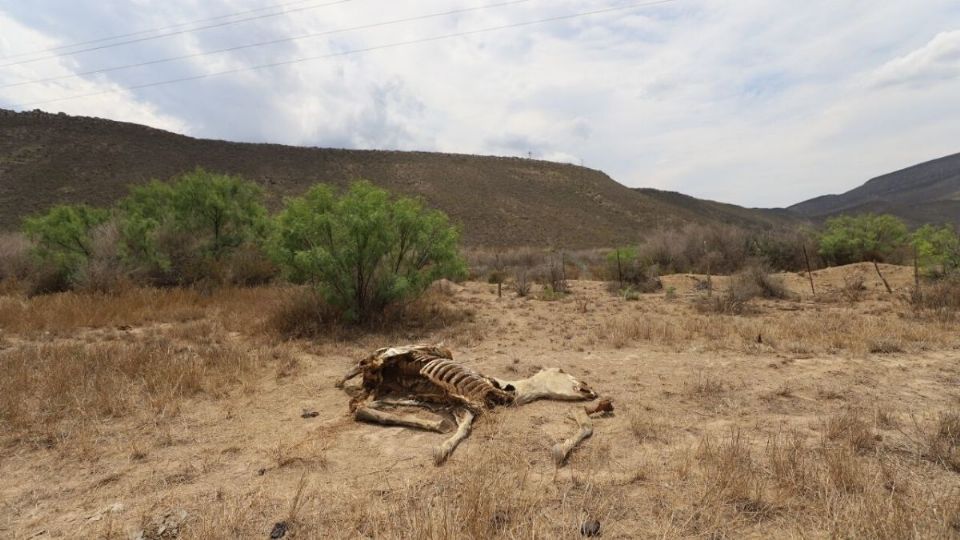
[629,412,665,444]
[840,274,867,302]
[685,371,726,399]
[266,289,338,339]
[912,276,960,321]
[925,412,960,473]
[823,410,878,454]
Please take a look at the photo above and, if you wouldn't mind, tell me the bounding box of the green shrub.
[911,224,960,276]
[818,214,907,266]
[22,203,110,289]
[118,168,270,285]
[270,181,465,323]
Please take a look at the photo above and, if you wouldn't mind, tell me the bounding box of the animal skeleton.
[337,345,611,465]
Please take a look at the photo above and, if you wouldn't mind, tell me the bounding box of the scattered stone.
[580,519,601,537]
[300,409,319,419]
[269,521,288,539]
[257,468,267,476]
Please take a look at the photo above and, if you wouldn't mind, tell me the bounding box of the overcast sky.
[1,1,959,208]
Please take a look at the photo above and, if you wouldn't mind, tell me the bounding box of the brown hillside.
[789,151,960,227]
[0,109,796,247]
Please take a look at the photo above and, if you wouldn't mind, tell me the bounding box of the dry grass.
[913,276,960,320]
[629,411,665,444]
[924,412,960,473]
[5,266,960,538]
[0,232,32,285]
[651,425,960,539]
[0,286,273,336]
[840,273,867,302]
[595,305,957,355]
[177,435,617,539]
[0,334,266,451]
[694,263,793,315]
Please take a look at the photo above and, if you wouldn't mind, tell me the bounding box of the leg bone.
[354,406,453,433]
[335,365,362,389]
[552,409,594,466]
[433,410,475,466]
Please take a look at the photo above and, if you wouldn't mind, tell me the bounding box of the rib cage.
[420,357,514,410]
[355,345,514,411]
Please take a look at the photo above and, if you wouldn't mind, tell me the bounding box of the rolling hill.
[790,152,960,227]
[0,108,796,248]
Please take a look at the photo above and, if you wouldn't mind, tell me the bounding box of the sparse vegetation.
[513,267,532,297]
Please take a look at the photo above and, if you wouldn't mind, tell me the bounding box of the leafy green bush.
[118,168,270,285]
[270,181,465,323]
[818,214,907,266]
[22,203,110,289]
[911,224,960,276]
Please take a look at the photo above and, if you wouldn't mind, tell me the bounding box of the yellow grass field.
[1,263,959,538]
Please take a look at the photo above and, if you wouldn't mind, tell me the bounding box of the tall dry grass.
[0,334,268,450]
[0,285,286,336]
[658,423,960,538]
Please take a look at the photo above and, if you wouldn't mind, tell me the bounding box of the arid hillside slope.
[790,152,960,226]
[0,109,798,247]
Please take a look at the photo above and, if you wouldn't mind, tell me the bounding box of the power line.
[7,0,680,109]
[1,0,534,89]
[2,0,340,59]
[0,0,353,68]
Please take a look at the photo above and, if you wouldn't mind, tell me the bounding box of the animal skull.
[495,367,598,405]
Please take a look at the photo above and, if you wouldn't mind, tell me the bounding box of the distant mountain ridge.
[0,108,797,248]
[789,152,960,227]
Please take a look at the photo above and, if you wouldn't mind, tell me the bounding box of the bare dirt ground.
[1,263,959,538]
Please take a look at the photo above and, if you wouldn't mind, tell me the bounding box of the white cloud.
[870,30,960,88]
[0,12,188,133]
[1,0,960,208]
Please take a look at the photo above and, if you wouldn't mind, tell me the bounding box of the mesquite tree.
[270,181,465,323]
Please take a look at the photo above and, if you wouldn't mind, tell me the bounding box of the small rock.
[269,521,288,539]
[300,409,319,419]
[580,519,601,537]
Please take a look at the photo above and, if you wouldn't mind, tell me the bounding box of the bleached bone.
[551,409,594,466]
[335,365,362,388]
[433,410,474,465]
[341,345,607,464]
[354,406,454,433]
